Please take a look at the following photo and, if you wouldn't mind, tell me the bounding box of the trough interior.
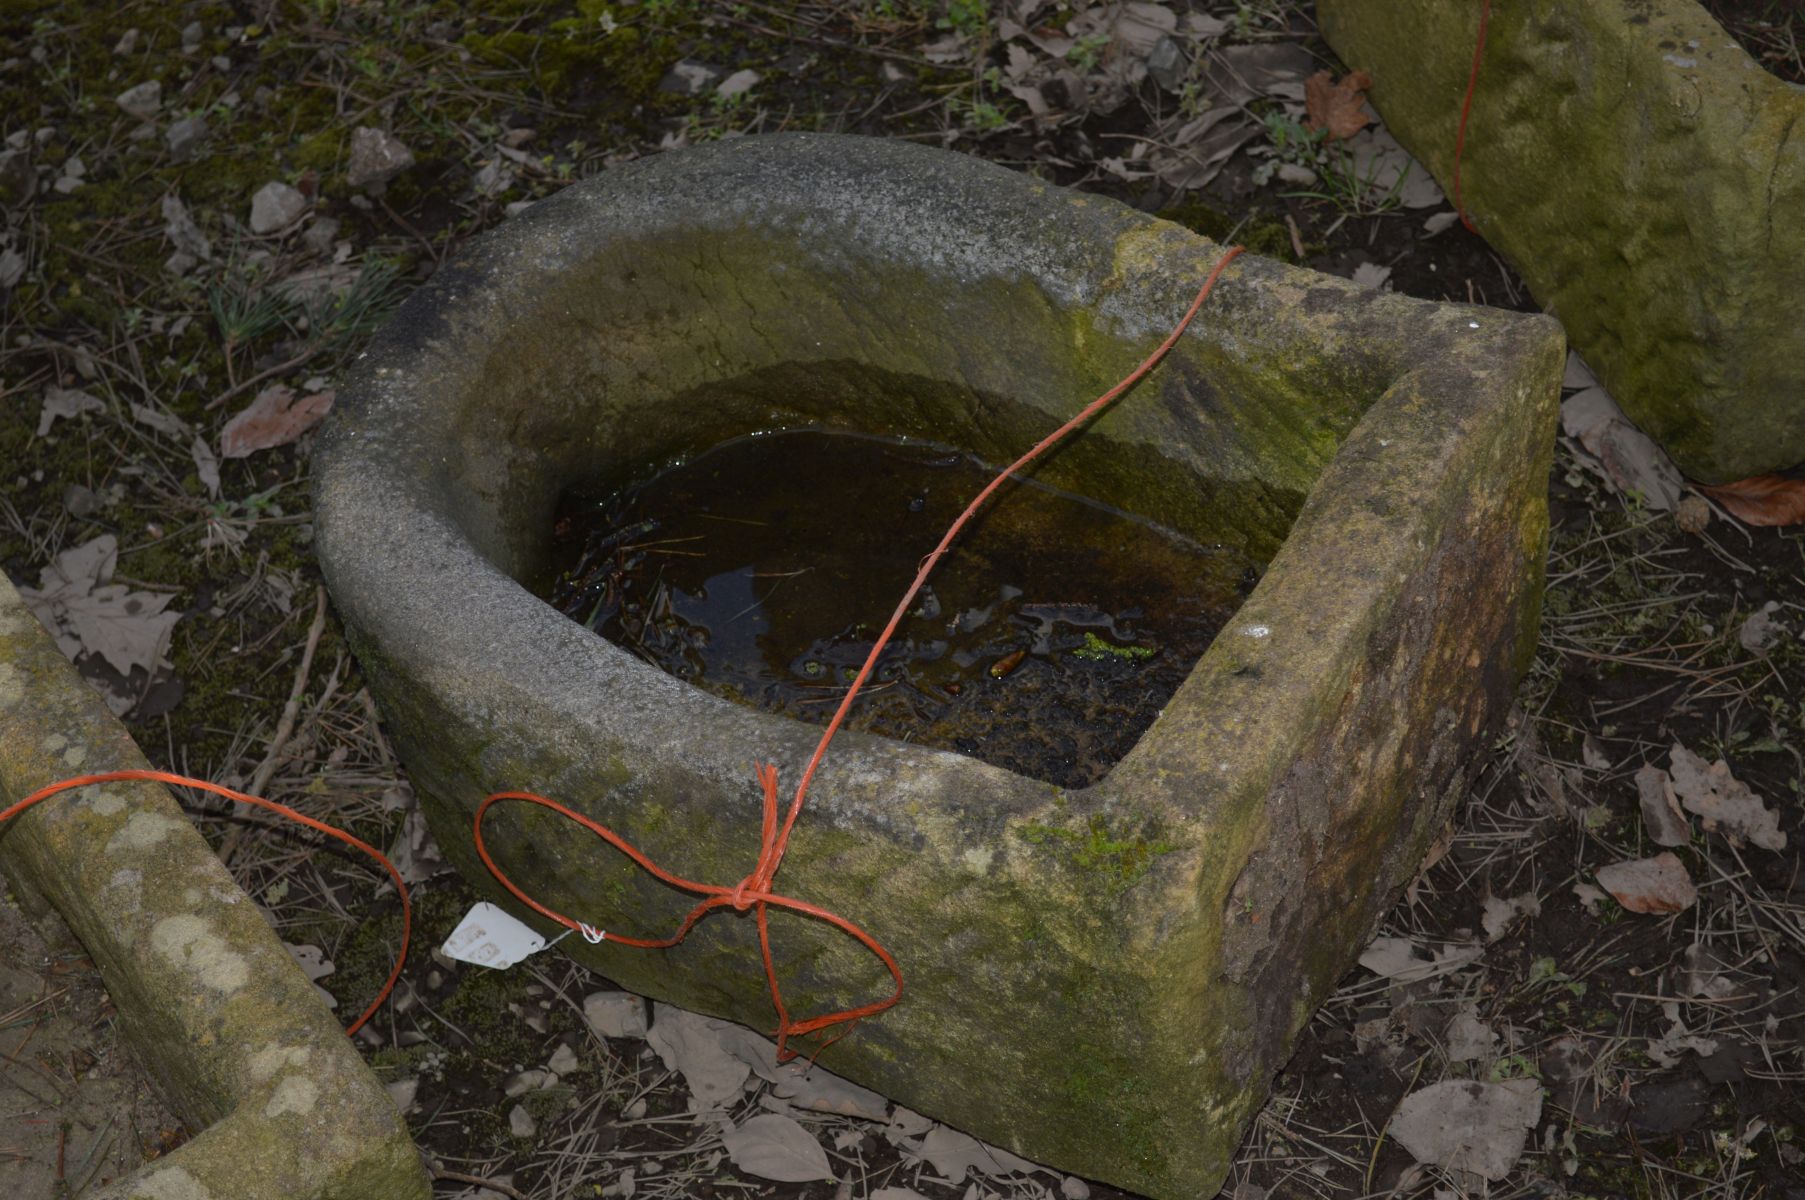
[436,227,1394,621]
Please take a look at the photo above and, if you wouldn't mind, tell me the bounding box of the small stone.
[116,79,161,120]
[346,126,415,191]
[62,484,101,518]
[182,21,205,51]
[583,991,649,1039]
[1060,1177,1091,1200]
[1674,492,1710,534]
[301,216,340,255]
[385,1076,418,1113]
[546,1042,579,1077]
[248,180,306,234]
[113,28,140,56]
[0,247,23,289]
[508,1103,537,1138]
[210,54,232,72]
[165,115,208,159]
[500,127,536,148]
[1147,34,1188,92]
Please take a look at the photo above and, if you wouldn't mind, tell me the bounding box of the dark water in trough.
[544,430,1260,789]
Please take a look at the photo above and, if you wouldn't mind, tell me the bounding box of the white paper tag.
[441,902,549,970]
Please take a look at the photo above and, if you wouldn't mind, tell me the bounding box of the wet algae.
[545,430,1261,789]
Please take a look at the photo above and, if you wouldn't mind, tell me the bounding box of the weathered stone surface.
[313,133,1561,1198]
[0,581,428,1200]
[248,180,305,234]
[1318,0,1805,483]
[347,126,415,191]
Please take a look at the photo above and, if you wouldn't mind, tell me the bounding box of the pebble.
[507,1103,537,1138]
[113,29,139,56]
[300,216,340,255]
[248,180,306,234]
[583,991,649,1039]
[1146,34,1187,92]
[115,79,161,121]
[346,126,414,190]
[181,21,205,51]
[62,484,101,518]
[165,115,207,159]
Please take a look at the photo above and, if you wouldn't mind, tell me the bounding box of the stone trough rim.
[316,132,1555,824]
[313,132,1563,1197]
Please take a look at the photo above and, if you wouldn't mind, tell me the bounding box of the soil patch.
[0,876,184,1197]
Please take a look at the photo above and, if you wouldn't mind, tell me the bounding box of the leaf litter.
[1387,1078,1543,1182]
[1665,743,1786,850]
[1594,851,1698,914]
[18,534,183,713]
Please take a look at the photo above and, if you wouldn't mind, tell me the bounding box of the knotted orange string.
[0,768,410,1037]
[474,245,1247,1061]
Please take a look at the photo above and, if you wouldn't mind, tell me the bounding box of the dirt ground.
[2,1,1802,1198]
[0,875,182,1194]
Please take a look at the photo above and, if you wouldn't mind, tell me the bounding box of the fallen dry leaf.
[1635,764,1692,847]
[770,1062,888,1119]
[1388,1079,1543,1182]
[1561,386,1684,510]
[646,1005,754,1110]
[1738,602,1786,654]
[908,1125,1040,1180]
[1358,936,1482,982]
[38,386,104,436]
[719,1113,834,1183]
[1445,1008,1498,1062]
[1595,852,1697,914]
[220,385,334,458]
[18,534,182,680]
[1696,471,1805,527]
[387,805,451,886]
[1668,744,1786,851]
[1480,891,1539,941]
[1303,69,1372,140]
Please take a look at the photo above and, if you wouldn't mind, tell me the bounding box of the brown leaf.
[1695,473,1805,527]
[220,385,335,458]
[1667,744,1786,851]
[1304,69,1373,140]
[1595,852,1697,914]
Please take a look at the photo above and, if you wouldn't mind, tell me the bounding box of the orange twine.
[1453,0,1495,234]
[475,244,1247,1060]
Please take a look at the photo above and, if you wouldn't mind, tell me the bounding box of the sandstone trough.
[314,133,1562,1197]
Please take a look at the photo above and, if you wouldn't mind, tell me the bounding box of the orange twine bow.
[474,245,1247,1061]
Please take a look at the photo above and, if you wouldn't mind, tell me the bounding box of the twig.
[430,1166,528,1199]
[205,346,324,410]
[218,585,329,867]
